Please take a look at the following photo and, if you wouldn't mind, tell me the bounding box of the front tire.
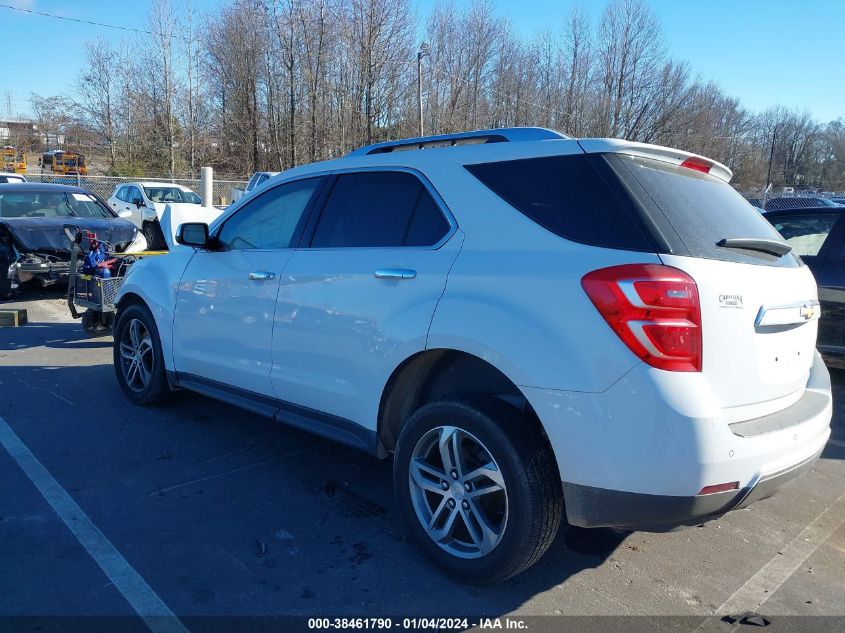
[113,303,170,405]
[142,221,165,250]
[394,399,562,584]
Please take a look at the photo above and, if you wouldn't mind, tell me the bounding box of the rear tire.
[142,221,165,250]
[393,398,562,584]
[113,303,170,405]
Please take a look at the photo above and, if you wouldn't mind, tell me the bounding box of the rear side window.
[767,214,839,257]
[464,155,651,251]
[609,154,800,267]
[311,171,450,248]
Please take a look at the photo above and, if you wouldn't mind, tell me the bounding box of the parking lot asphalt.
[1,290,844,630]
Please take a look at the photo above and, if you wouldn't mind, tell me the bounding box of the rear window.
[609,154,799,268]
[465,155,651,251]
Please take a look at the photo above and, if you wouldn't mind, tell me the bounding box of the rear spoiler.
[577,139,733,183]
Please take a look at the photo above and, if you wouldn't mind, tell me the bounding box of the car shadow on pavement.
[0,359,629,618]
[0,284,68,305]
[0,321,111,351]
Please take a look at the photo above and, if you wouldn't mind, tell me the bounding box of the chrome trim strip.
[755,300,821,327]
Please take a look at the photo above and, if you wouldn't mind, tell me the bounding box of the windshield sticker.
[72,193,95,202]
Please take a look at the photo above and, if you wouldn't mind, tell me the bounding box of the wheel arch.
[377,348,552,457]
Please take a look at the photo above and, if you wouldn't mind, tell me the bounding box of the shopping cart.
[64,225,133,336]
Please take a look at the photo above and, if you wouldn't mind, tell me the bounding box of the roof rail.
[346,127,569,157]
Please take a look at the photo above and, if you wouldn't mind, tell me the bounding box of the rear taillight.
[581,264,702,372]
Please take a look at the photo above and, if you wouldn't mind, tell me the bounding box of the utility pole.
[417,43,430,137]
[764,123,778,206]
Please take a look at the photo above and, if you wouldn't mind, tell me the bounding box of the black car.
[764,206,845,359]
[0,183,139,299]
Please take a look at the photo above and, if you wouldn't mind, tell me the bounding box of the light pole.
[764,123,778,206]
[417,43,430,138]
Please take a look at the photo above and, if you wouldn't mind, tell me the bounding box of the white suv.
[112,128,832,583]
[107,182,201,249]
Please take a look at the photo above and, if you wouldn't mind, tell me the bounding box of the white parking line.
[0,415,189,633]
[716,489,845,615]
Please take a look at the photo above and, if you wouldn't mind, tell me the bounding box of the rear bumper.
[563,447,823,530]
[525,350,832,530]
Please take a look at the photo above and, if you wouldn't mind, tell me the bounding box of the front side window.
[217,177,322,250]
[310,171,450,248]
[769,214,839,257]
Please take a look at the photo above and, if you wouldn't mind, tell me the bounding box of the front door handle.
[248,271,276,281]
[374,268,417,280]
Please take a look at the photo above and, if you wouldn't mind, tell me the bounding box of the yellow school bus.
[1,146,26,174]
[53,151,87,175]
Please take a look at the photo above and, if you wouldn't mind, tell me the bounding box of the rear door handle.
[374,268,417,280]
[248,271,276,281]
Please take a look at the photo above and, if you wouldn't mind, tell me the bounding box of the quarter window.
[217,177,322,250]
[310,171,450,248]
[465,154,651,251]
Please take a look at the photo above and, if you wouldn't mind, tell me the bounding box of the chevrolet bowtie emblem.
[801,305,815,320]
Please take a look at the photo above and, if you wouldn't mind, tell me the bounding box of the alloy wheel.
[118,318,154,392]
[408,425,508,559]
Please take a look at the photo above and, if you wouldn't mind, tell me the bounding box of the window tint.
[609,154,799,268]
[768,214,839,257]
[465,154,651,250]
[405,191,451,246]
[218,177,321,250]
[311,171,449,248]
[115,186,126,202]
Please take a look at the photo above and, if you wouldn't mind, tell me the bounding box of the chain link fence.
[740,189,845,212]
[23,173,249,206]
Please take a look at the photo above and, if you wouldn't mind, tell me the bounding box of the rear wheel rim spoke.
[408,424,508,559]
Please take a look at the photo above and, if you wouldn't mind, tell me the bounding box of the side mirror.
[176,222,210,248]
[117,209,132,219]
[132,198,144,208]
[63,224,82,244]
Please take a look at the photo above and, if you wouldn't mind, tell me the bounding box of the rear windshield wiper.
[716,237,792,257]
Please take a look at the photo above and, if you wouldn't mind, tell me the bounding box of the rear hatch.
[591,142,819,418]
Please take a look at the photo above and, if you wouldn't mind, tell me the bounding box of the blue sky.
[1,0,843,122]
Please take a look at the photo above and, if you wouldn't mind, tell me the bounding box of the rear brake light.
[680,156,712,174]
[699,482,739,495]
[581,264,702,372]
